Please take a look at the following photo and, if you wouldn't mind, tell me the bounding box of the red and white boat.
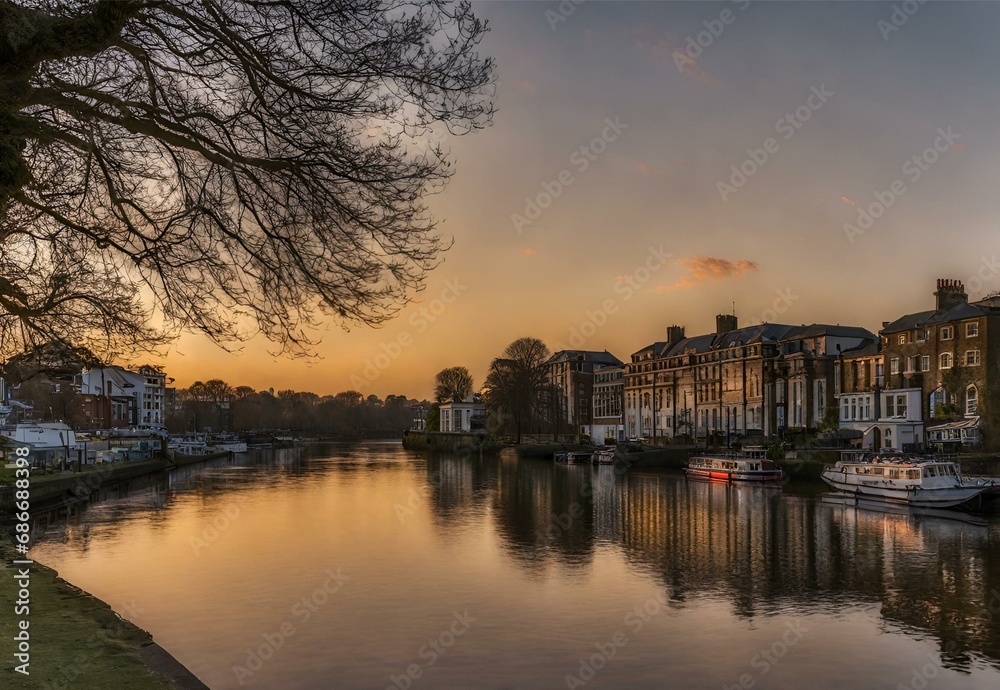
[685,451,784,483]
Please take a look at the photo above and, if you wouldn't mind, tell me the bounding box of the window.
[967,386,978,415]
[896,395,907,418]
[941,326,954,340]
[966,350,981,366]
[890,358,900,374]
[886,396,895,417]
[916,328,927,342]
[940,352,953,369]
[921,355,930,372]
[966,322,979,338]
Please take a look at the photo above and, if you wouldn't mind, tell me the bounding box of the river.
[29,442,1000,689]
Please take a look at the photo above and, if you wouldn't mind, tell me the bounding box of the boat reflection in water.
[28,444,1000,690]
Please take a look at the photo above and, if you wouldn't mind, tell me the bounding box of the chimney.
[934,278,968,311]
[716,314,738,334]
[666,325,685,344]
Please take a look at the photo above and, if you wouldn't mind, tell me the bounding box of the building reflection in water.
[425,453,1000,672]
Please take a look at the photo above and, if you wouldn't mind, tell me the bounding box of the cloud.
[840,196,857,206]
[654,256,758,291]
[518,248,536,256]
[635,163,666,176]
[672,48,718,85]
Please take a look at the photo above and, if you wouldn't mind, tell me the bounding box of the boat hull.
[685,467,783,483]
[821,470,986,508]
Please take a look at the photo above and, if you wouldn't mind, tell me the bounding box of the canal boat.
[592,446,616,465]
[820,452,995,509]
[554,450,593,464]
[685,451,784,483]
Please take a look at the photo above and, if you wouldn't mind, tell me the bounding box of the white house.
[876,387,924,451]
[439,398,486,433]
[79,365,167,427]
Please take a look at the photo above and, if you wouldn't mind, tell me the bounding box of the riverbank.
[1,539,208,689]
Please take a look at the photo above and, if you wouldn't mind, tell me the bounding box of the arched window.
[940,352,953,369]
[967,385,978,416]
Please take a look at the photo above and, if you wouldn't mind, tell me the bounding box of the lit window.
[940,353,953,369]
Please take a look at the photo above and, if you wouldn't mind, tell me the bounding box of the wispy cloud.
[672,49,718,85]
[654,256,758,291]
[635,162,666,176]
[840,196,857,206]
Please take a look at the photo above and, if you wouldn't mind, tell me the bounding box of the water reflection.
[26,444,1000,689]
[425,452,1000,672]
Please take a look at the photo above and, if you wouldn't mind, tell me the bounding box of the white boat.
[685,450,784,483]
[592,446,616,465]
[208,435,249,453]
[820,452,994,509]
[168,437,210,456]
[554,450,592,464]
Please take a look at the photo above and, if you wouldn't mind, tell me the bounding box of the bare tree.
[484,337,550,444]
[434,365,473,404]
[0,0,494,362]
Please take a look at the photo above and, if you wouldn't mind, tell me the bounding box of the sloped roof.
[882,301,999,334]
[546,350,624,367]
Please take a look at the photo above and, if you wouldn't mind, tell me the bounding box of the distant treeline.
[170,380,428,437]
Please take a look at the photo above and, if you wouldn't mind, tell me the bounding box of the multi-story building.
[542,350,624,438]
[625,316,875,443]
[834,340,884,447]
[591,364,625,443]
[878,279,1000,449]
[78,364,168,428]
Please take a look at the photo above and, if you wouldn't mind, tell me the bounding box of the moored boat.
[592,446,616,465]
[820,451,995,509]
[554,450,593,464]
[685,451,784,483]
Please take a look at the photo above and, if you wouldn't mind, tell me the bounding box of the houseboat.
[554,450,593,464]
[592,446,616,465]
[820,452,994,509]
[685,451,784,483]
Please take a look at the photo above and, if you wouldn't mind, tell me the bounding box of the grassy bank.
[1,539,174,689]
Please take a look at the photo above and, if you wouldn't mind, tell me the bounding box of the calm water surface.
[30,442,1000,689]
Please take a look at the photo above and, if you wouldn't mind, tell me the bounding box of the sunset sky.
[157,1,1000,400]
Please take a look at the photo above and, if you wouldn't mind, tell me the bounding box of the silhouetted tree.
[484,338,550,444]
[434,366,474,404]
[0,0,495,361]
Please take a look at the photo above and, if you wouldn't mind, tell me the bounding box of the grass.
[0,539,173,690]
